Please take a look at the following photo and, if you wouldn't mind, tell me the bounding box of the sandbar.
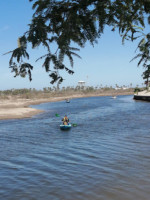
[0,91,133,120]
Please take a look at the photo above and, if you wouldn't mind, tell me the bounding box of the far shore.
[0,90,133,120]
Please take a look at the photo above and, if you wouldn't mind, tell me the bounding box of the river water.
[0,95,150,200]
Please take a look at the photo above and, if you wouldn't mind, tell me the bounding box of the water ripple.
[0,95,150,200]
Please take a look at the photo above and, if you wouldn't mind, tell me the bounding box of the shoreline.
[133,90,150,102]
[0,92,133,120]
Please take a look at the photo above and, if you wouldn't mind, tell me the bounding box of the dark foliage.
[6,0,150,85]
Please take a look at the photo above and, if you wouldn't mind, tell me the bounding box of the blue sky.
[0,0,146,90]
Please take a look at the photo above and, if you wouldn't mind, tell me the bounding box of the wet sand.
[0,92,133,120]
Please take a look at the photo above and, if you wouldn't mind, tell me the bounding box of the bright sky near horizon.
[0,0,146,90]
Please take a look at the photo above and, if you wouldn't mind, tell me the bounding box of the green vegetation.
[6,0,150,85]
[134,87,142,94]
[142,65,150,90]
[0,86,134,100]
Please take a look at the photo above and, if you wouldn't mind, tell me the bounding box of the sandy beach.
[135,90,150,96]
[0,91,133,120]
[0,96,71,120]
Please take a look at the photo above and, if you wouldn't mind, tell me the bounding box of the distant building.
[122,87,128,90]
[115,86,128,90]
[78,81,86,87]
[115,87,121,90]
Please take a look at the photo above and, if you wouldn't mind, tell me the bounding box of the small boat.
[66,99,70,103]
[60,123,72,130]
[111,96,117,99]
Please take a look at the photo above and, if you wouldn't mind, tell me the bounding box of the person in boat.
[62,115,69,125]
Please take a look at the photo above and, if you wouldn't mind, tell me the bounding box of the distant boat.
[111,96,117,99]
[66,99,70,103]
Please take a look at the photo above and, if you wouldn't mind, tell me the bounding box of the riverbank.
[133,90,150,101]
[0,90,133,120]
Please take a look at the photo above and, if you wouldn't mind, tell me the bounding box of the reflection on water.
[0,95,150,200]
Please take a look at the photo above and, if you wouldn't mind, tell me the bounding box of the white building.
[115,87,121,90]
[78,81,86,87]
[122,87,128,90]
